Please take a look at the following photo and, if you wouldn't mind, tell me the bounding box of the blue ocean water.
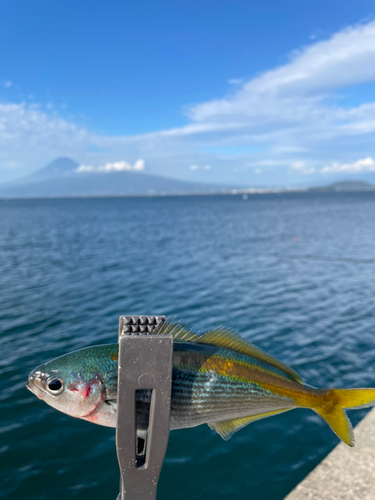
[1,193,375,500]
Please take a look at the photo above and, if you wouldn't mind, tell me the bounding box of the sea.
[1,192,375,500]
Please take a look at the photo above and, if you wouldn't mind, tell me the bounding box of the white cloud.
[251,160,289,166]
[321,157,375,173]
[98,160,144,172]
[133,159,145,171]
[76,164,94,172]
[290,161,315,174]
[189,164,211,171]
[76,159,145,173]
[3,81,12,88]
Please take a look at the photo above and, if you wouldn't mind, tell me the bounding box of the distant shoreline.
[2,158,375,199]
[1,187,375,201]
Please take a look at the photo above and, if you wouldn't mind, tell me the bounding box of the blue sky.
[1,0,375,186]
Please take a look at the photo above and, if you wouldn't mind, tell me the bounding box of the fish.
[26,322,375,445]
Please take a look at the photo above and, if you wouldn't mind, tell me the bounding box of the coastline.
[284,409,375,500]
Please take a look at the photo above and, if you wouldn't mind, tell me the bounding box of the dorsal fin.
[153,322,302,384]
[199,327,303,383]
[209,408,292,440]
[152,320,199,342]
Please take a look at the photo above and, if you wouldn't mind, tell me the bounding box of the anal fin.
[209,409,292,440]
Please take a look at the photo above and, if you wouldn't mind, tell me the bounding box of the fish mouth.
[26,370,46,399]
[26,380,44,399]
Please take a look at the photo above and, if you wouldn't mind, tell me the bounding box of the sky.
[1,0,375,186]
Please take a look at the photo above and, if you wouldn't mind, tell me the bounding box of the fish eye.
[47,378,64,394]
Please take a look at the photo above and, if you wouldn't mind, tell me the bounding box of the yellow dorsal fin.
[153,322,303,384]
[199,327,303,383]
[209,409,292,440]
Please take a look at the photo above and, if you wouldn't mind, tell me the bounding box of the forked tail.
[314,388,375,446]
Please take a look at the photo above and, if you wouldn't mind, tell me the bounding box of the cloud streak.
[189,164,211,171]
[290,161,315,175]
[76,159,145,173]
[188,21,375,124]
[321,157,375,173]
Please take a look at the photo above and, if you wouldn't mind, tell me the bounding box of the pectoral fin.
[208,409,293,440]
[104,400,117,410]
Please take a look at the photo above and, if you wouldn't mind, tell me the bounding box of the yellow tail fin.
[314,388,375,447]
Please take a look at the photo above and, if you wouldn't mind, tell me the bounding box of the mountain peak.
[36,157,79,177]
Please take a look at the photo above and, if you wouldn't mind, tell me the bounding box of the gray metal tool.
[116,315,173,500]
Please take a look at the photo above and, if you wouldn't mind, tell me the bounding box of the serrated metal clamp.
[116,315,173,500]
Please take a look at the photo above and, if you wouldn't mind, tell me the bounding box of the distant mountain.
[26,157,80,180]
[309,180,375,192]
[0,158,229,198]
[7,158,80,186]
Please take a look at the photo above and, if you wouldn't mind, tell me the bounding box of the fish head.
[26,351,106,421]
